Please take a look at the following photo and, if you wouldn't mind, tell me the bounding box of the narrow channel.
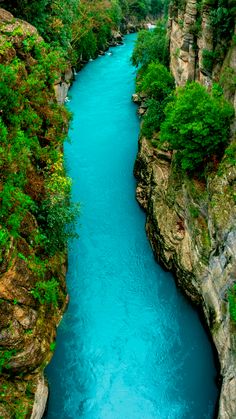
[45,33,218,419]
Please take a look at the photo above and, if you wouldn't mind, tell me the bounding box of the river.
[45,33,218,419]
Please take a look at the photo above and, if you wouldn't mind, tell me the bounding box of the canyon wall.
[0,9,70,418]
[134,1,236,417]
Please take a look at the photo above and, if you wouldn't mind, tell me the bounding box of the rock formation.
[0,8,69,417]
[134,1,236,417]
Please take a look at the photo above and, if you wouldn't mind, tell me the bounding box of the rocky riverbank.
[133,1,236,415]
[0,9,70,418]
[134,131,236,418]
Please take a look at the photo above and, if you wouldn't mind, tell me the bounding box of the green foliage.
[71,0,123,63]
[189,206,200,218]
[35,153,79,255]
[137,62,174,99]
[31,278,59,306]
[170,0,186,15]
[131,20,169,68]
[50,341,57,351]
[150,0,170,17]
[39,198,79,255]
[1,0,80,51]
[132,19,173,139]
[137,62,174,138]
[0,28,79,278]
[129,0,151,19]
[202,49,220,74]
[0,227,10,264]
[198,0,236,72]
[160,82,234,172]
[209,0,235,44]
[229,283,236,322]
[141,98,166,138]
[0,349,16,373]
[0,182,35,238]
[224,141,236,166]
[220,66,236,95]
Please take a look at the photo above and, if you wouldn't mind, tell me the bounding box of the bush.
[160,82,235,172]
[229,284,236,322]
[0,349,16,373]
[36,153,79,255]
[71,0,123,63]
[137,62,175,100]
[141,97,171,138]
[202,49,220,74]
[131,20,170,68]
[31,278,59,307]
[129,0,150,19]
[1,0,80,52]
[136,62,174,138]
[0,29,75,255]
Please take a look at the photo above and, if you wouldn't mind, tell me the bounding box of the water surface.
[45,34,218,418]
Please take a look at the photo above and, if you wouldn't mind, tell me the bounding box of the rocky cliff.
[134,1,236,417]
[0,9,71,418]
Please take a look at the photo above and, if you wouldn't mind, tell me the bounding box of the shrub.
[71,0,123,63]
[0,349,16,373]
[36,153,79,255]
[129,0,150,19]
[137,62,174,138]
[229,284,236,322]
[0,30,76,255]
[137,62,175,100]
[202,49,220,74]
[141,97,170,138]
[131,19,170,68]
[160,82,235,172]
[31,278,59,307]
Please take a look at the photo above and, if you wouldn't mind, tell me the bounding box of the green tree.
[141,97,170,138]
[137,61,174,99]
[137,62,174,138]
[129,0,151,19]
[1,0,79,50]
[150,0,170,17]
[160,82,235,172]
[131,20,169,68]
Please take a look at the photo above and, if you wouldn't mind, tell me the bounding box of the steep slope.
[0,9,71,418]
[134,1,236,417]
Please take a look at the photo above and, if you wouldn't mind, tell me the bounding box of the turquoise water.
[45,34,218,418]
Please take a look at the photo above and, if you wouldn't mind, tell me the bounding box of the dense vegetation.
[132,8,236,325]
[0,0,162,308]
[0,9,170,413]
[132,20,175,138]
[131,20,169,68]
[160,83,234,172]
[1,0,168,63]
[137,62,175,138]
[132,20,234,172]
[0,24,79,303]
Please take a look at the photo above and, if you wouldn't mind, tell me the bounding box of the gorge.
[45,34,218,418]
[0,0,235,417]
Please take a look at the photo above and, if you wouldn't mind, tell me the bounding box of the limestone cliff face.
[134,137,236,417]
[169,0,236,111]
[134,1,236,417]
